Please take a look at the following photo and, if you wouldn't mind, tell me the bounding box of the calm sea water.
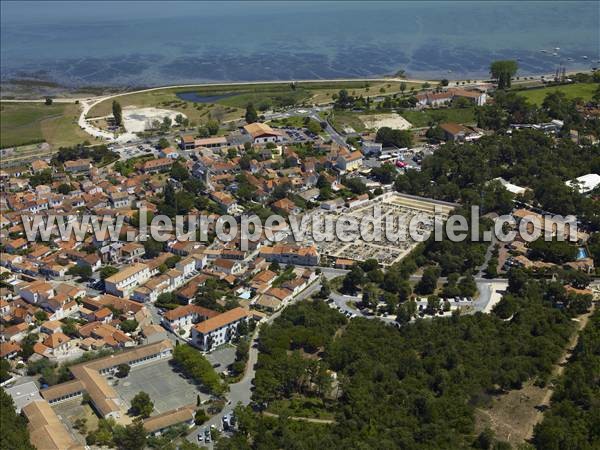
[1,1,598,87]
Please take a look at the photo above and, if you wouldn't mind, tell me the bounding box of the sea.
[1,1,598,88]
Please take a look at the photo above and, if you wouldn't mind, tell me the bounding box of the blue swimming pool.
[577,247,588,260]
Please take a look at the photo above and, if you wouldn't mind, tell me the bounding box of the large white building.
[191,307,250,351]
[243,122,284,144]
[566,173,600,194]
[104,263,151,297]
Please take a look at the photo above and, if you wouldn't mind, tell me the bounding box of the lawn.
[326,110,367,133]
[325,106,476,132]
[1,102,89,149]
[267,396,336,420]
[516,82,598,106]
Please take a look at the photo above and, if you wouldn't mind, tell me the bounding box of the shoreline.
[1,68,594,103]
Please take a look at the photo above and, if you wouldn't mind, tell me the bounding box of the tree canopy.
[490,60,518,89]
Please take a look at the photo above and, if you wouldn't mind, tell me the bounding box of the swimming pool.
[577,247,588,260]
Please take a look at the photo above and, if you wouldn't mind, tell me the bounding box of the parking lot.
[112,360,209,414]
[204,344,237,374]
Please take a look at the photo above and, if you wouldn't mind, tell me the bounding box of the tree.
[342,266,364,294]
[400,82,407,95]
[34,310,48,323]
[130,391,153,418]
[172,345,225,394]
[245,103,258,124]
[490,60,518,89]
[112,100,123,126]
[161,116,172,131]
[529,238,578,264]
[474,428,495,449]
[425,126,445,144]
[120,320,138,333]
[236,320,249,337]
[170,161,189,181]
[157,137,170,149]
[0,389,35,450]
[375,127,413,148]
[195,408,209,425]
[45,97,53,105]
[143,238,163,258]
[416,266,440,295]
[116,364,130,378]
[426,295,440,314]
[57,183,72,195]
[113,420,147,450]
[335,89,354,109]
[206,119,219,135]
[0,359,11,383]
[318,278,331,299]
[100,266,119,280]
[67,264,92,281]
[458,274,477,297]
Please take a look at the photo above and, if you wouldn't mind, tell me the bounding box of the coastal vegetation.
[0,102,88,149]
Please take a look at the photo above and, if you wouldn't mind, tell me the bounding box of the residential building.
[212,258,243,275]
[260,244,319,266]
[141,158,175,173]
[64,159,92,173]
[336,150,363,172]
[104,263,151,297]
[161,304,219,335]
[191,307,250,351]
[243,122,284,144]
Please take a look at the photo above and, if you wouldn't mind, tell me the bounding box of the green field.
[1,102,89,149]
[326,110,368,133]
[87,80,425,124]
[516,82,598,106]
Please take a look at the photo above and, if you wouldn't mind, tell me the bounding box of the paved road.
[185,278,322,446]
